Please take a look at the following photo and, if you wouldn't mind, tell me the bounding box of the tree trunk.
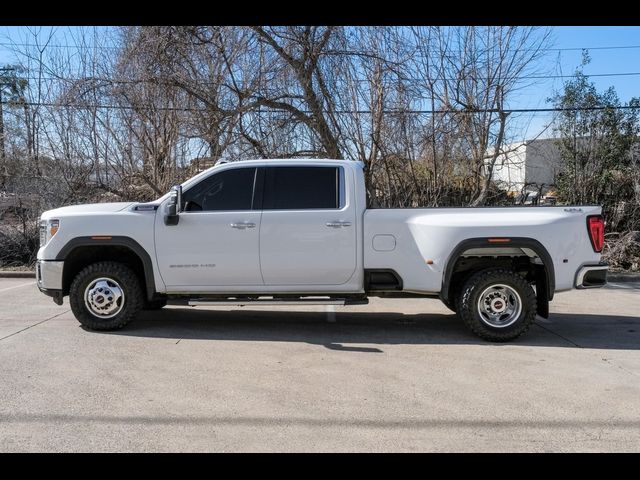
[470,111,508,207]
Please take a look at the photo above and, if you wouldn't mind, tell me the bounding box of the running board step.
[172,297,368,307]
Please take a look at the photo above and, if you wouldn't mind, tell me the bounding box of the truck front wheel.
[456,268,537,342]
[69,261,144,331]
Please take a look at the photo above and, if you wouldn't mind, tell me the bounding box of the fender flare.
[440,237,555,304]
[56,236,157,301]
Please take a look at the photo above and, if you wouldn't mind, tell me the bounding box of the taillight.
[587,215,605,253]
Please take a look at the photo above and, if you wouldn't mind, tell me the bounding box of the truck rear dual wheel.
[69,261,144,331]
[456,268,537,342]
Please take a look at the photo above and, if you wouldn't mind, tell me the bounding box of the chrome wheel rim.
[477,284,522,328]
[84,277,125,319]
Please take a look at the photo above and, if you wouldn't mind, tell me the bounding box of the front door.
[154,166,263,289]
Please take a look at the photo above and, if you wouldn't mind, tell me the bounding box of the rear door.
[258,165,357,285]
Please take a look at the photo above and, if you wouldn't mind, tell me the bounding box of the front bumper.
[575,263,608,289]
[36,260,64,304]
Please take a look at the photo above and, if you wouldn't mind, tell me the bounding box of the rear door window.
[263,167,340,210]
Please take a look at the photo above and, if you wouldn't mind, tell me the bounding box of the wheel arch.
[440,237,555,308]
[56,236,156,301]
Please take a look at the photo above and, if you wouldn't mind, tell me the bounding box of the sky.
[1,25,639,143]
[508,26,640,140]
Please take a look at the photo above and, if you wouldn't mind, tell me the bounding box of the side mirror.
[164,185,182,226]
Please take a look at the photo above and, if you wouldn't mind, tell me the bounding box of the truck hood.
[41,202,135,219]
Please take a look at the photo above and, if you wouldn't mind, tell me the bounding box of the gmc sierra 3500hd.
[36,159,608,341]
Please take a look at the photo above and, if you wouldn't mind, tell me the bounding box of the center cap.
[491,298,506,312]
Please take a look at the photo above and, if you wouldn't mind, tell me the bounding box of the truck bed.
[364,206,603,294]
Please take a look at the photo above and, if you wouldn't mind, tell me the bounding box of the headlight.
[40,219,60,247]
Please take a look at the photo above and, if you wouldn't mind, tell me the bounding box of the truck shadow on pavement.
[99,308,640,351]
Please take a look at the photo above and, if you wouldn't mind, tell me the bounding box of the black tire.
[456,268,537,342]
[144,298,167,310]
[69,261,144,331]
[443,273,474,313]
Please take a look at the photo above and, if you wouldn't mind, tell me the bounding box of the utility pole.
[0,66,17,161]
[0,83,4,160]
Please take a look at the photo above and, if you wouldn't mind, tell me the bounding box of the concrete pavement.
[0,277,639,452]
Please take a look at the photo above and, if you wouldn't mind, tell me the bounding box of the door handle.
[326,221,351,228]
[230,222,256,229]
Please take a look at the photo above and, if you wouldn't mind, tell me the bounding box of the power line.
[3,40,640,53]
[0,41,118,50]
[547,44,640,51]
[5,70,640,86]
[518,72,640,79]
[1,99,637,115]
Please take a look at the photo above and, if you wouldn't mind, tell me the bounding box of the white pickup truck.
[36,159,608,341]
